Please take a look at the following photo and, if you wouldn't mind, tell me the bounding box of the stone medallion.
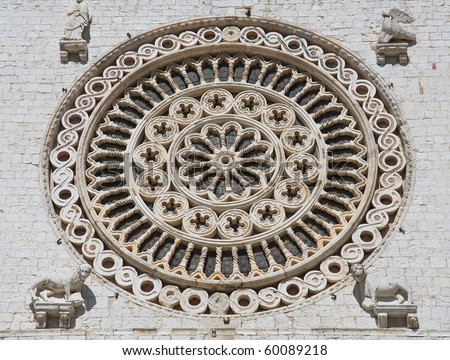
[44,17,411,315]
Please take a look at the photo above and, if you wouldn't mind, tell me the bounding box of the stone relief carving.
[63,0,90,40]
[351,264,418,329]
[377,9,416,65]
[29,264,92,328]
[44,18,412,316]
[60,0,91,62]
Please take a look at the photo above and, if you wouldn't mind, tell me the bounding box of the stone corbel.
[33,302,75,329]
[60,40,88,62]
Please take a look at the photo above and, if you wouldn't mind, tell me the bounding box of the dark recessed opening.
[377,118,390,128]
[74,227,86,237]
[189,295,201,306]
[238,295,250,307]
[325,58,339,69]
[203,30,216,40]
[360,231,373,242]
[380,195,392,205]
[355,85,368,96]
[59,190,72,200]
[102,258,115,269]
[288,40,300,50]
[141,281,155,293]
[246,31,258,41]
[286,284,300,296]
[161,39,174,49]
[57,151,70,162]
[385,156,398,166]
[123,57,136,67]
[92,83,104,93]
[68,114,82,125]
[329,264,341,273]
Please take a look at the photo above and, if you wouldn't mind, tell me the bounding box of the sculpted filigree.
[45,18,411,316]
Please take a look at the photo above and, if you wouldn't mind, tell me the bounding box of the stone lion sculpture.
[350,263,412,311]
[30,264,92,307]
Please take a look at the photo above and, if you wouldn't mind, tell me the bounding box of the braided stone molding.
[43,17,412,316]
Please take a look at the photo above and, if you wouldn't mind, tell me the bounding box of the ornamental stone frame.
[42,17,413,316]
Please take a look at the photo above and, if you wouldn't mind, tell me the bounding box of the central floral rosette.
[177,120,275,202]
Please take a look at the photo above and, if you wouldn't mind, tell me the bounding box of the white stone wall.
[0,0,449,339]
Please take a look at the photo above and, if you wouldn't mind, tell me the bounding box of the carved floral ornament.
[44,18,412,315]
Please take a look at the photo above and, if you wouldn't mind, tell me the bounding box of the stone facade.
[0,0,449,339]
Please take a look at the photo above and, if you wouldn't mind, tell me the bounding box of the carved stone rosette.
[44,18,412,316]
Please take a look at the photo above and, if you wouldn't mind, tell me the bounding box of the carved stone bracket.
[60,40,88,62]
[376,42,410,65]
[33,302,75,329]
[374,304,419,329]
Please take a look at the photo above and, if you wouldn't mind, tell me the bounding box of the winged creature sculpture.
[379,9,416,43]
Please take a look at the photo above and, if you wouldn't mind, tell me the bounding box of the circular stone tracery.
[174,116,280,206]
[45,18,411,315]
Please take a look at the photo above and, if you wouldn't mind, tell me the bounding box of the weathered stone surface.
[59,39,88,62]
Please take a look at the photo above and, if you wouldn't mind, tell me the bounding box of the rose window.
[45,18,411,315]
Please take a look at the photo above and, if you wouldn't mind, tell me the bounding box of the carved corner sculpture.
[376,9,416,65]
[351,264,419,329]
[60,0,91,62]
[29,264,92,329]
